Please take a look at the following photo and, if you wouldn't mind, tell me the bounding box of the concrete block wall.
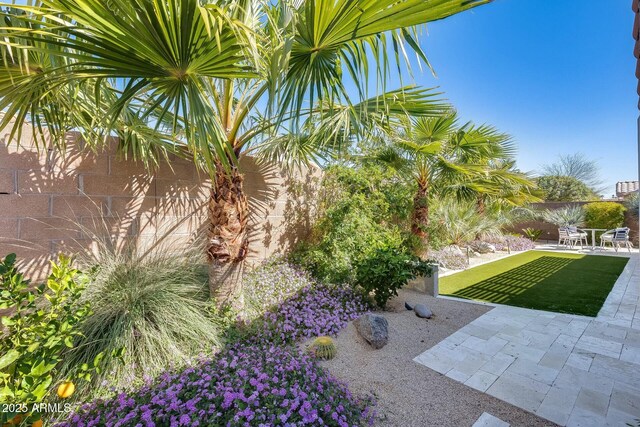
[0,129,320,280]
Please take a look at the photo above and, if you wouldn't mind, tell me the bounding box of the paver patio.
[415,252,640,427]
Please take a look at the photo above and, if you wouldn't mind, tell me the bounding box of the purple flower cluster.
[428,249,468,270]
[244,258,316,319]
[488,236,536,252]
[61,344,372,427]
[59,283,374,427]
[257,285,370,345]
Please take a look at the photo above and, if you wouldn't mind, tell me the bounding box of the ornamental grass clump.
[56,234,221,401]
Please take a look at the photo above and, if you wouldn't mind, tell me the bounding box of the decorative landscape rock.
[405,301,414,311]
[354,313,389,349]
[414,303,433,319]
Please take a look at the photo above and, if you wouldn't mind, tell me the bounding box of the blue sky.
[410,0,636,197]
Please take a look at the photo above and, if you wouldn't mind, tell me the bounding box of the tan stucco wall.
[0,128,320,280]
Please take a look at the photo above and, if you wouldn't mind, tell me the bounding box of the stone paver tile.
[605,407,640,427]
[590,355,640,390]
[480,352,515,376]
[456,351,492,376]
[445,369,471,383]
[539,341,574,370]
[565,319,591,338]
[427,343,467,362]
[536,385,580,426]
[575,335,623,359]
[447,330,471,345]
[413,353,454,375]
[619,344,640,365]
[495,331,531,346]
[566,352,595,371]
[486,371,548,413]
[609,381,640,418]
[554,365,614,396]
[472,412,510,427]
[605,318,633,329]
[465,323,502,340]
[502,341,546,363]
[574,388,611,417]
[626,329,640,346]
[566,408,607,427]
[584,321,628,341]
[518,328,560,350]
[506,358,560,386]
[555,333,581,348]
[465,370,499,392]
[461,335,508,356]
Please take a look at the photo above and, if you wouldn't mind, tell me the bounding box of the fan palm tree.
[0,0,491,306]
[373,112,521,250]
[449,159,541,215]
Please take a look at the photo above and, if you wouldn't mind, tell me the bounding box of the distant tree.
[542,153,605,194]
[536,175,597,202]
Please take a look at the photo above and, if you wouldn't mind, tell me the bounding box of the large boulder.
[354,313,389,349]
[414,303,433,319]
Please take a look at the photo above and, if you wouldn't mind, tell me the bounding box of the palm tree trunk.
[476,195,486,215]
[207,161,249,309]
[411,183,429,251]
[475,195,486,240]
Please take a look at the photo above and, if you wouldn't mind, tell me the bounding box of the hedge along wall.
[508,201,638,244]
[0,125,320,281]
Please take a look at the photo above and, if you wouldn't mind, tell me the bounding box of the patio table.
[580,228,607,250]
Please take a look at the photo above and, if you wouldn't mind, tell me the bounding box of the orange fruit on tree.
[31,420,43,427]
[57,381,75,399]
[8,414,23,425]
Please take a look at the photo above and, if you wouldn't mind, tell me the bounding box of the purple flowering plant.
[58,262,375,427]
[243,257,317,320]
[485,236,536,252]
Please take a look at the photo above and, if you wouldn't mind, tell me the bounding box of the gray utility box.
[406,264,439,297]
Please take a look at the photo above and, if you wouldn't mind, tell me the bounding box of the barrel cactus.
[309,336,337,360]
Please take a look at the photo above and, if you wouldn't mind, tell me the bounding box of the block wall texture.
[0,129,320,280]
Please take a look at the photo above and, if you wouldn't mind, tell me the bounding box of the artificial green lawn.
[440,250,629,316]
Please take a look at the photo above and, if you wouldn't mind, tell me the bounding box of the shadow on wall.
[244,157,320,261]
[0,131,320,280]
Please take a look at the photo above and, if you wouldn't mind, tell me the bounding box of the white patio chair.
[600,227,632,252]
[558,228,580,248]
[568,226,588,248]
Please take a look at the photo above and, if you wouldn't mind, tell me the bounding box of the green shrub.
[584,202,626,231]
[292,194,404,284]
[623,192,639,221]
[536,175,597,201]
[320,163,413,224]
[354,247,433,308]
[56,241,220,400]
[292,163,414,284]
[0,254,101,424]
